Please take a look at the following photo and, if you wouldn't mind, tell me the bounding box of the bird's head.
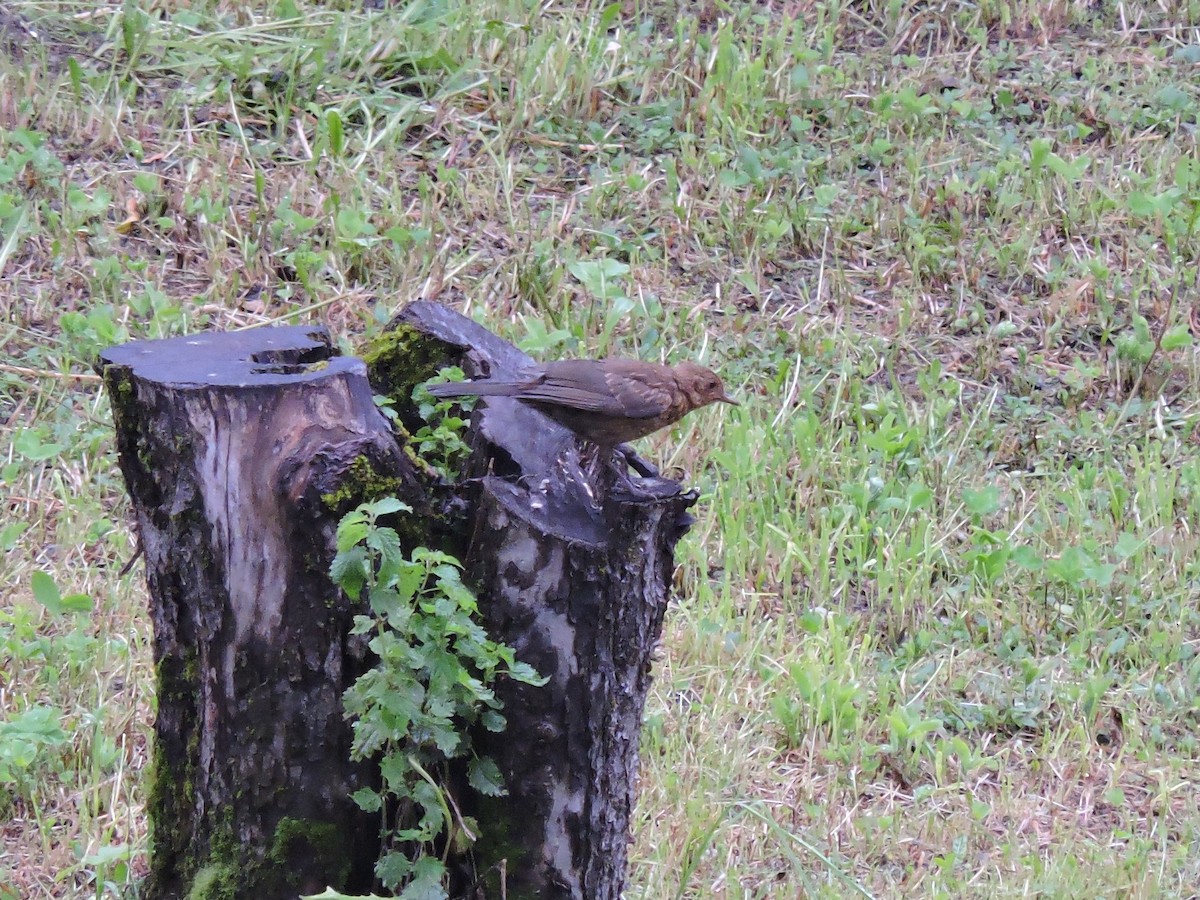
[675,361,739,409]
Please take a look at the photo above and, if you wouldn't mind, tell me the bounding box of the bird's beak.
[720,393,740,406]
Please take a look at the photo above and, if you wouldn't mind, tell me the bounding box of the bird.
[427,357,738,448]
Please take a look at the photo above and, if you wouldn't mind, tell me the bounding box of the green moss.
[359,322,451,403]
[148,648,201,889]
[104,369,137,438]
[270,817,351,886]
[320,454,444,556]
[186,862,237,900]
[402,434,447,483]
[178,808,242,900]
[473,795,532,897]
[147,641,358,897]
[321,454,407,512]
[358,321,475,485]
[173,808,356,899]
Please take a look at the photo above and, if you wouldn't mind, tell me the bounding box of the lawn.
[3,0,1200,897]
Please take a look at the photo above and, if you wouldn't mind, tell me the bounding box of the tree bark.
[99,326,416,899]
[391,303,697,899]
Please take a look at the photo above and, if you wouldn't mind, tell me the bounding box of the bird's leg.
[606,444,684,503]
[616,443,658,478]
[558,441,674,507]
[591,443,622,491]
[553,441,622,508]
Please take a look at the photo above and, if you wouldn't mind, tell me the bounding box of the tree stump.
[99,326,414,898]
[102,305,697,899]
[389,302,698,899]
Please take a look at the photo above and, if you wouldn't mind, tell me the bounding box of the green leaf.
[1127,190,1179,217]
[13,429,66,462]
[330,546,368,596]
[394,563,423,605]
[369,497,410,517]
[507,661,547,686]
[0,705,68,741]
[0,705,70,780]
[1155,84,1191,112]
[336,517,370,552]
[326,109,344,156]
[970,546,1009,583]
[1081,557,1117,588]
[738,144,764,181]
[1114,315,1154,363]
[963,485,1001,517]
[58,592,94,614]
[379,752,414,791]
[1133,313,1151,345]
[480,709,506,732]
[368,526,404,571]
[360,586,394,625]
[428,720,463,757]
[467,756,506,797]
[375,850,415,890]
[409,778,447,835]
[81,843,130,866]
[1029,137,1052,171]
[350,787,382,812]
[412,547,456,567]
[567,258,629,299]
[29,572,88,616]
[1114,532,1141,559]
[598,2,622,32]
[0,520,28,550]
[1009,545,1043,572]
[906,483,933,509]
[398,856,448,900]
[336,207,375,241]
[1046,546,1088,586]
[30,571,60,610]
[1161,325,1192,351]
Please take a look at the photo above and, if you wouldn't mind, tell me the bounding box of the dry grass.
[3,0,1200,897]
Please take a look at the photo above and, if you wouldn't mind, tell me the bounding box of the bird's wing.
[603,365,674,418]
[518,359,673,419]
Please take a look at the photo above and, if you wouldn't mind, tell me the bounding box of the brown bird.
[427,357,738,447]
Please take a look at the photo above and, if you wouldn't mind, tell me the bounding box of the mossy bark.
[99,326,424,899]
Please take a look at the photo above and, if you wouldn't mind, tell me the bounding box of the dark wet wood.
[100,326,398,898]
[396,302,697,899]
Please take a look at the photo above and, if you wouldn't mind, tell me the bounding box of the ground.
[2,0,1200,897]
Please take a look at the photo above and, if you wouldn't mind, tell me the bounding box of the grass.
[3,0,1200,896]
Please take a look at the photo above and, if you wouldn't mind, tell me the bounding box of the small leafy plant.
[326,497,543,898]
[409,368,473,480]
[0,705,70,811]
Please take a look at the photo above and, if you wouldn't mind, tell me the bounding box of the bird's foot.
[616,443,659,478]
[609,476,683,503]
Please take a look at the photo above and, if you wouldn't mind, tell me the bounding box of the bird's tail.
[427,379,533,398]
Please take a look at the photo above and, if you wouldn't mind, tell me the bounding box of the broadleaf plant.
[324,498,544,898]
[409,367,473,479]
